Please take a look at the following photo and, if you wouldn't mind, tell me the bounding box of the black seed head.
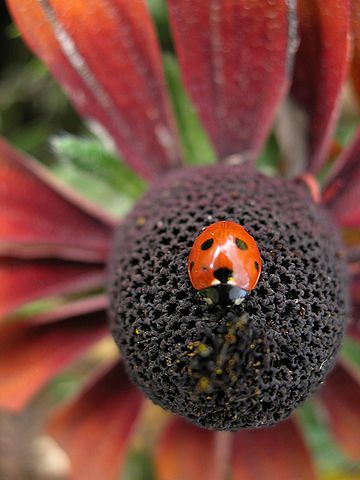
[109,164,348,431]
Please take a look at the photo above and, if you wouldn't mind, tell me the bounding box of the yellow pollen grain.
[187,341,210,357]
[198,377,210,392]
[197,343,210,355]
[187,342,196,351]
[225,333,237,344]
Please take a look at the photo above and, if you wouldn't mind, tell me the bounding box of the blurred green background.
[0,0,82,159]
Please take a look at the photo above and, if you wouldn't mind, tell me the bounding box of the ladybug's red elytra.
[188,221,262,306]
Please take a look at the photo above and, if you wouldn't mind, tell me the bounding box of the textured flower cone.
[110,164,348,430]
[2,0,360,478]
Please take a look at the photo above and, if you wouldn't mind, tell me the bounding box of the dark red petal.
[323,128,360,228]
[231,418,316,480]
[351,0,360,100]
[154,417,223,480]
[0,259,105,319]
[47,362,143,480]
[0,312,107,411]
[0,138,113,260]
[290,0,351,174]
[7,0,181,180]
[319,362,360,460]
[167,0,296,162]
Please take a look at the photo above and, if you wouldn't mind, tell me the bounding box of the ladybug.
[188,221,262,306]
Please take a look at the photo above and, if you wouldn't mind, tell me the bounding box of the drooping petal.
[154,417,224,480]
[167,0,296,162]
[47,362,144,480]
[323,128,360,228]
[0,259,105,319]
[231,418,316,480]
[0,312,108,411]
[290,0,351,174]
[0,138,113,260]
[318,362,360,461]
[7,0,181,180]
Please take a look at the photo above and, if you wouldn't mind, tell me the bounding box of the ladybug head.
[201,283,248,306]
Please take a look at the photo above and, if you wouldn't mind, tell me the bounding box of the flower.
[1,0,360,479]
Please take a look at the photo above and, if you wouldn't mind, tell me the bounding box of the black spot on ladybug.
[201,238,214,250]
[235,238,248,250]
[254,261,259,271]
[190,261,195,271]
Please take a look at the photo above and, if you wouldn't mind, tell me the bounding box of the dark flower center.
[109,164,348,431]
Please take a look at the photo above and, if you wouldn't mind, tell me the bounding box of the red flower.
[1,0,360,478]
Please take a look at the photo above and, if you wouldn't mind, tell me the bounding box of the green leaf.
[10,287,104,323]
[256,134,281,176]
[46,370,88,405]
[147,0,173,51]
[341,338,360,368]
[163,54,217,166]
[335,119,359,147]
[121,449,154,480]
[298,402,360,475]
[5,23,21,40]
[50,135,146,217]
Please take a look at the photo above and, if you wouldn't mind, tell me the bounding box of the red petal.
[167,0,296,162]
[7,0,181,180]
[47,362,143,480]
[351,0,360,100]
[290,0,351,174]
[154,417,223,480]
[0,138,113,260]
[319,362,360,460]
[0,259,105,319]
[323,128,360,228]
[231,418,316,480]
[0,312,108,411]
